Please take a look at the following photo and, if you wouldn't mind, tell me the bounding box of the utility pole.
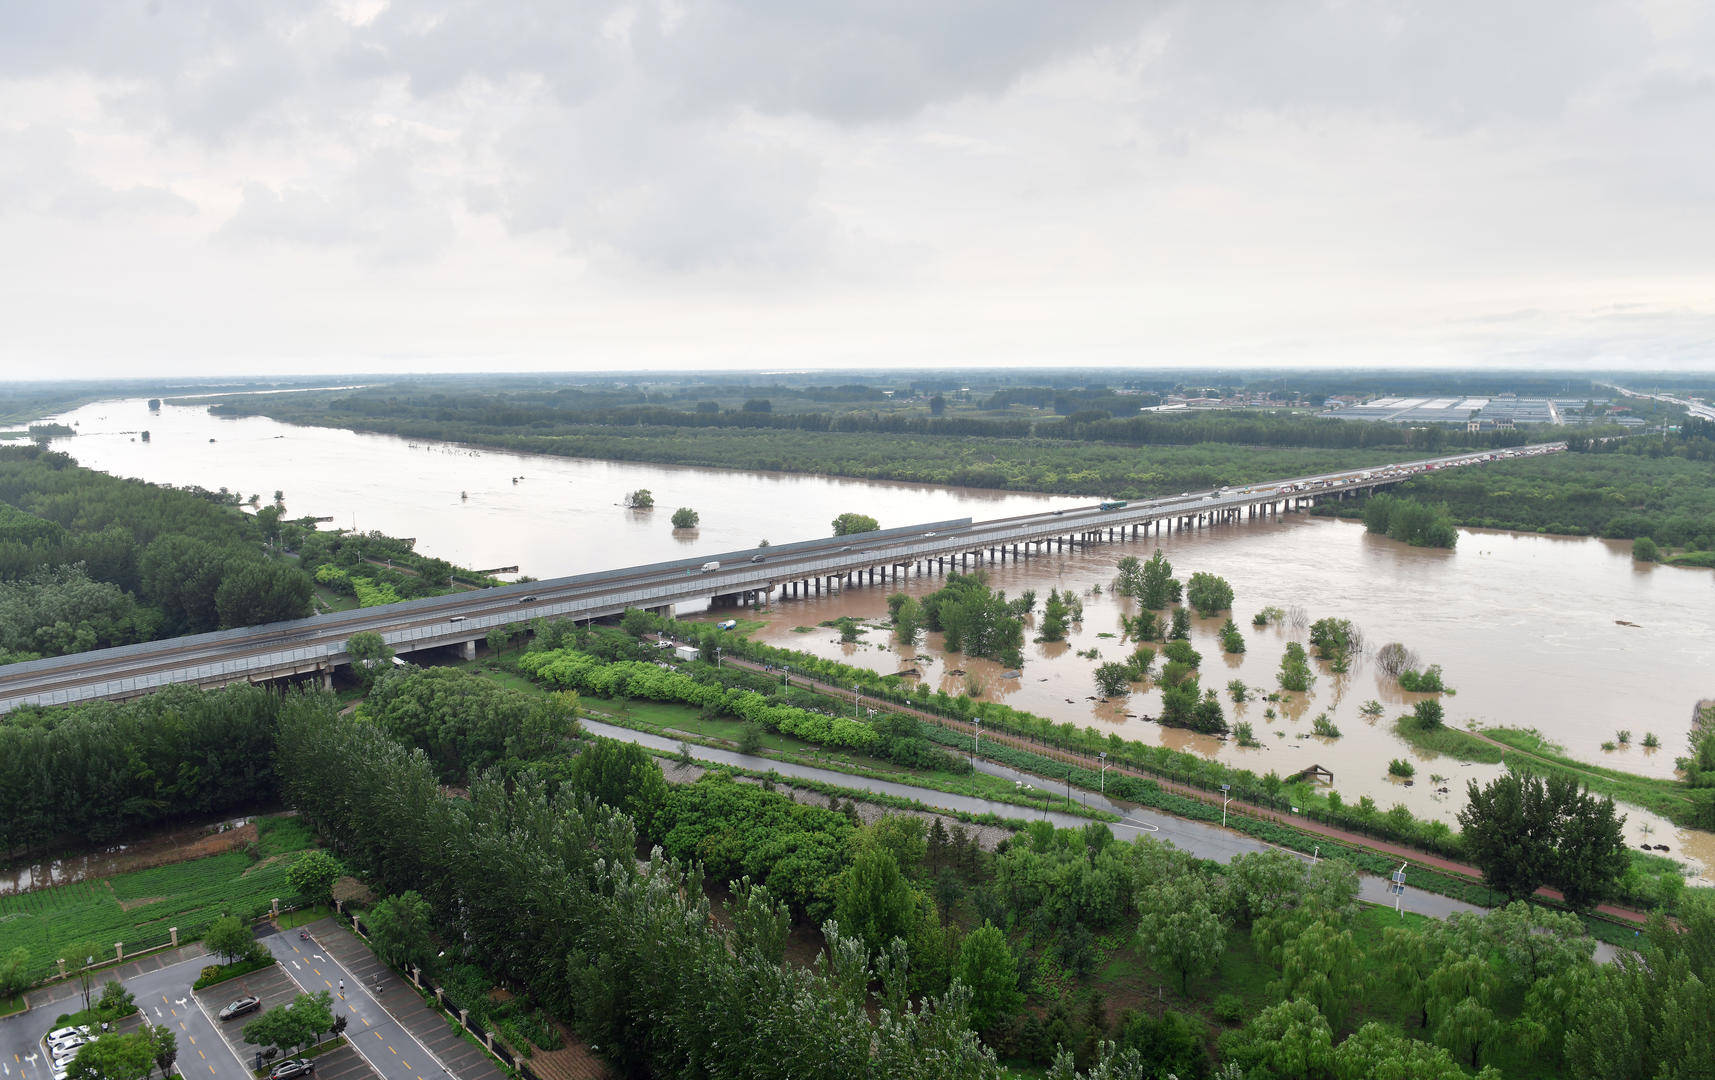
[1098,751,1109,797]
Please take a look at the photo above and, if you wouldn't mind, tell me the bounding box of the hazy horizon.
[5,2,1715,378]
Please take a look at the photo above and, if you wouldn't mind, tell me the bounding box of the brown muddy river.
[746,516,1715,878]
[40,396,1715,880]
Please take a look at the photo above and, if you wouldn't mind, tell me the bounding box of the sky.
[3,0,1715,378]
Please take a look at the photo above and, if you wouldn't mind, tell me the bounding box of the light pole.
[1390,862,1407,917]
[1098,751,1109,797]
[853,684,860,719]
[1220,783,1232,828]
[973,716,981,761]
[715,646,722,667]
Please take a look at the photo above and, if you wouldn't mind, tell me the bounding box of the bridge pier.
[461,640,476,661]
[321,666,333,690]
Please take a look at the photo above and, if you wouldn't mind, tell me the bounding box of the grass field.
[1481,726,1704,827]
[473,658,1094,811]
[0,816,315,983]
[1390,716,1506,763]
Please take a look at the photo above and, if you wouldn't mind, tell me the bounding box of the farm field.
[0,817,315,984]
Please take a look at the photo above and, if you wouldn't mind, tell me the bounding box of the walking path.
[719,654,1651,926]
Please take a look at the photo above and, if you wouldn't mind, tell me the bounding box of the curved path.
[722,655,1652,926]
[581,717,1483,921]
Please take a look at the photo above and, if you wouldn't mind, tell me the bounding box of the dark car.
[517,594,538,603]
[270,1060,315,1080]
[218,996,261,1021]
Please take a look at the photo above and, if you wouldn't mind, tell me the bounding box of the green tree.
[344,631,393,689]
[286,850,343,907]
[1412,699,1445,729]
[1136,873,1224,994]
[956,922,1023,1034]
[1457,771,1628,909]
[365,891,435,973]
[928,393,946,416]
[1218,997,1335,1080]
[892,596,925,644]
[213,561,313,627]
[566,737,670,837]
[1632,536,1658,561]
[1093,663,1131,699]
[146,1024,179,1080]
[1563,891,1715,1080]
[1275,919,1361,1028]
[1139,550,1180,608]
[243,1002,314,1057]
[68,1032,154,1080]
[290,991,335,1046]
[1169,607,1191,640]
[835,845,918,958]
[0,946,32,999]
[625,489,654,509]
[1333,1022,1468,1080]
[96,979,137,1020]
[831,513,880,536]
[67,941,104,1014]
[670,507,699,528]
[1185,572,1234,617]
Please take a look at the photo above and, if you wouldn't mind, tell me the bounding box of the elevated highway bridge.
[0,442,1562,713]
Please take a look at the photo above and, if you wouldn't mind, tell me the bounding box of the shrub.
[1387,759,1415,778]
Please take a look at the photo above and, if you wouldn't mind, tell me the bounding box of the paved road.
[259,928,454,1080]
[582,718,1487,920]
[594,719,1638,961]
[0,949,252,1080]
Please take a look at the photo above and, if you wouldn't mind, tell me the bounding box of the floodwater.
[36,396,1715,879]
[0,815,257,895]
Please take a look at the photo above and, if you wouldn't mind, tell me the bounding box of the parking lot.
[0,920,488,1080]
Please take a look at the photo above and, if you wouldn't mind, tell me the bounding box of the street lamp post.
[1220,783,1232,828]
[853,684,860,719]
[1390,863,1408,917]
[1098,751,1109,797]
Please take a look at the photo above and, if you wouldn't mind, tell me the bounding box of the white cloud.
[1,0,1714,375]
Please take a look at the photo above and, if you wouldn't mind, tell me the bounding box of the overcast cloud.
[3,0,1713,376]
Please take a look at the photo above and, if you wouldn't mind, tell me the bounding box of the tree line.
[0,446,310,659]
[0,683,282,857]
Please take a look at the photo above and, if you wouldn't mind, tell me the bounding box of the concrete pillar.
[435,987,444,1007]
[57,958,66,979]
[461,640,476,661]
[321,666,333,690]
[459,1009,469,1031]
[170,927,178,948]
[271,897,280,915]
[115,942,124,961]
[411,966,422,988]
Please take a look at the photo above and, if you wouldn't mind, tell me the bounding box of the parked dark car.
[218,996,261,1021]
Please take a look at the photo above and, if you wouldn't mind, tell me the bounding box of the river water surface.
[41,396,1715,878]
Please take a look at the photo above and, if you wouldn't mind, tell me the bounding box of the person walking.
[338,980,344,996]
